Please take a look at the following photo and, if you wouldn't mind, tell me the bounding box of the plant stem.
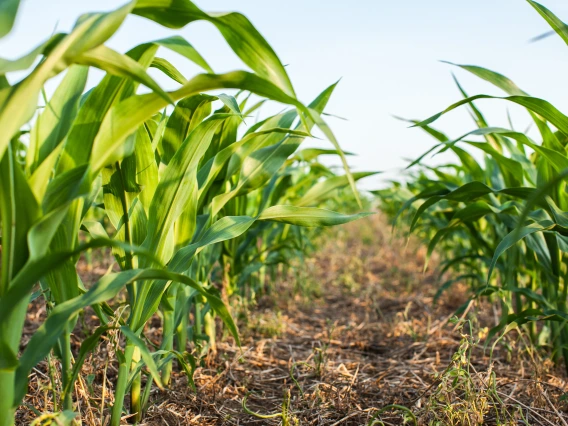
[0,370,16,426]
[204,310,216,352]
[61,325,73,411]
[161,307,175,386]
[131,346,142,423]
[111,343,135,426]
[161,284,178,386]
[175,305,188,370]
[47,352,58,413]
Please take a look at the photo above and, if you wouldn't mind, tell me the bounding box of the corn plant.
[379,0,568,374]
[0,1,372,424]
[223,148,378,300]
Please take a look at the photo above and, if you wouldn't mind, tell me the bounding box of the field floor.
[19,216,568,425]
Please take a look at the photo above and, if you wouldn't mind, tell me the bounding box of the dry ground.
[18,216,568,425]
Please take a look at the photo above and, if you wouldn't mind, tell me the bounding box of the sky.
[2,0,568,189]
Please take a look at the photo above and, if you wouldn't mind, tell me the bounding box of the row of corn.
[0,1,373,424]
[376,0,568,376]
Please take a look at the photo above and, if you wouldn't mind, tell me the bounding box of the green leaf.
[0,2,135,160]
[74,44,172,103]
[442,61,527,96]
[167,215,256,273]
[90,71,306,174]
[27,65,89,178]
[487,220,555,283]
[151,57,187,84]
[258,205,373,227]
[0,0,20,39]
[217,93,243,118]
[293,148,354,162]
[120,326,163,390]
[0,34,63,75]
[160,94,215,164]
[296,171,379,207]
[152,35,212,73]
[143,115,227,263]
[528,0,568,46]
[133,0,295,96]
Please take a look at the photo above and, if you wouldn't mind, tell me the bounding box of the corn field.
[4,0,568,424]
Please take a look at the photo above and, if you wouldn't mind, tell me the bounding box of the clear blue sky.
[2,0,568,188]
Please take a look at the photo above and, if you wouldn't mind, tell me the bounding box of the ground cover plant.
[0,1,372,424]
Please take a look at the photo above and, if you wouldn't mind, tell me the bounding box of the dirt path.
[19,216,568,425]
[139,216,568,425]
